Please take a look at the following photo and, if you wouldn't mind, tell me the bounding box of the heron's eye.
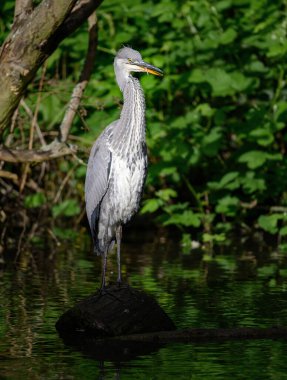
[128,58,133,63]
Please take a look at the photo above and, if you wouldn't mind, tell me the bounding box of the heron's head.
[114,47,163,90]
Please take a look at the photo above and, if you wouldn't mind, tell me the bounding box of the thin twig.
[47,228,61,247]
[0,170,18,182]
[0,169,42,191]
[53,165,77,204]
[43,130,91,145]
[20,64,47,192]
[20,99,47,147]
[29,63,47,150]
[59,12,98,142]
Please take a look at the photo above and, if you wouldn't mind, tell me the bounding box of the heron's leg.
[116,225,122,284]
[100,250,108,290]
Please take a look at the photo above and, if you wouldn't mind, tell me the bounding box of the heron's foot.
[116,276,122,287]
[98,282,108,296]
[99,288,106,295]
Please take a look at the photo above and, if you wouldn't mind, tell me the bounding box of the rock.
[56,283,176,337]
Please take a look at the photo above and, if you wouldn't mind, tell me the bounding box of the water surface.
[1,230,287,379]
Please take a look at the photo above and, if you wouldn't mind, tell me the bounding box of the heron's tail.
[89,206,115,255]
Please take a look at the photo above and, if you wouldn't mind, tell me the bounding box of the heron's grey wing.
[85,125,115,245]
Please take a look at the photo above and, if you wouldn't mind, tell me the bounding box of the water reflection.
[1,229,287,379]
[60,333,163,362]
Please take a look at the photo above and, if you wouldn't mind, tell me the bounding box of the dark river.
[1,228,287,379]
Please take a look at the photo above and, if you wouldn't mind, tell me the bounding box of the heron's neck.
[112,76,146,157]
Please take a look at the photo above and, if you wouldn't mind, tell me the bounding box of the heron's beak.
[133,61,163,76]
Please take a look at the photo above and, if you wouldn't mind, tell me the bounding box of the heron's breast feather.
[110,155,145,222]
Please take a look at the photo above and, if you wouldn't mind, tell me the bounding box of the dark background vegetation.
[1,0,287,252]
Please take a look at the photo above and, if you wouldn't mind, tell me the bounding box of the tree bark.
[0,0,103,135]
[14,0,33,23]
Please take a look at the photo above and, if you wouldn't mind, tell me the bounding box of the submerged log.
[112,326,287,343]
[56,283,176,337]
[59,326,287,361]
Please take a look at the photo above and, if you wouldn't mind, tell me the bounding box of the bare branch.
[59,12,98,142]
[0,143,78,163]
[53,165,77,203]
[59,0,103,42]
[0,170,41,191]
[20,63,47,192]
[20,100,47,147]
[0,170,18,182]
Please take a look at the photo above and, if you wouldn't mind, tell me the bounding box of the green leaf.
[215,196,239,216]
[238,151,282,169]
[155,188,177,201]
[258,214,283,234]
[219,28,237,45]
[208,172,240,190]
[189,68,205,83]
[52,199,80,218]
[196,103,215,117]
[202,127,223,157]
[257,265,277,278]
[238,151,267,169]
[206,68,233,97]
[279,226,287,236]
[249,127,274,146]
[52,227,78,240]
[181,233,192,255]
[230,72,253,92]
[164,210,201,227]
[141,198,163,214]
[75,166,87,179]
[202,233,226,243]
[24,193,46,208]
[219,172,240,190]
[201,69,252,97]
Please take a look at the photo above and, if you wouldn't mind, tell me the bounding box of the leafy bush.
[2,0,287,247]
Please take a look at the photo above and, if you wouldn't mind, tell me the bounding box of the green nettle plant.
[1,0,287,250]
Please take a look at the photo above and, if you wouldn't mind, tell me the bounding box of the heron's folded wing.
[85,132,112,230]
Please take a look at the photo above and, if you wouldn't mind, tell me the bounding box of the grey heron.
[85,47,163,289]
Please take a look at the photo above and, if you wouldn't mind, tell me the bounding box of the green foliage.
[125,0,287,244]
[2,0,287,246]
[52,227,79,240]
[258,213,287,235]
[52,199,81,218]
[24,193,46,208]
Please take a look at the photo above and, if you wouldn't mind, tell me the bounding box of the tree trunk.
[0,0,76,133]
[0,0,103,135]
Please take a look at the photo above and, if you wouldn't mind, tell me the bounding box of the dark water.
[1,229,287,379]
